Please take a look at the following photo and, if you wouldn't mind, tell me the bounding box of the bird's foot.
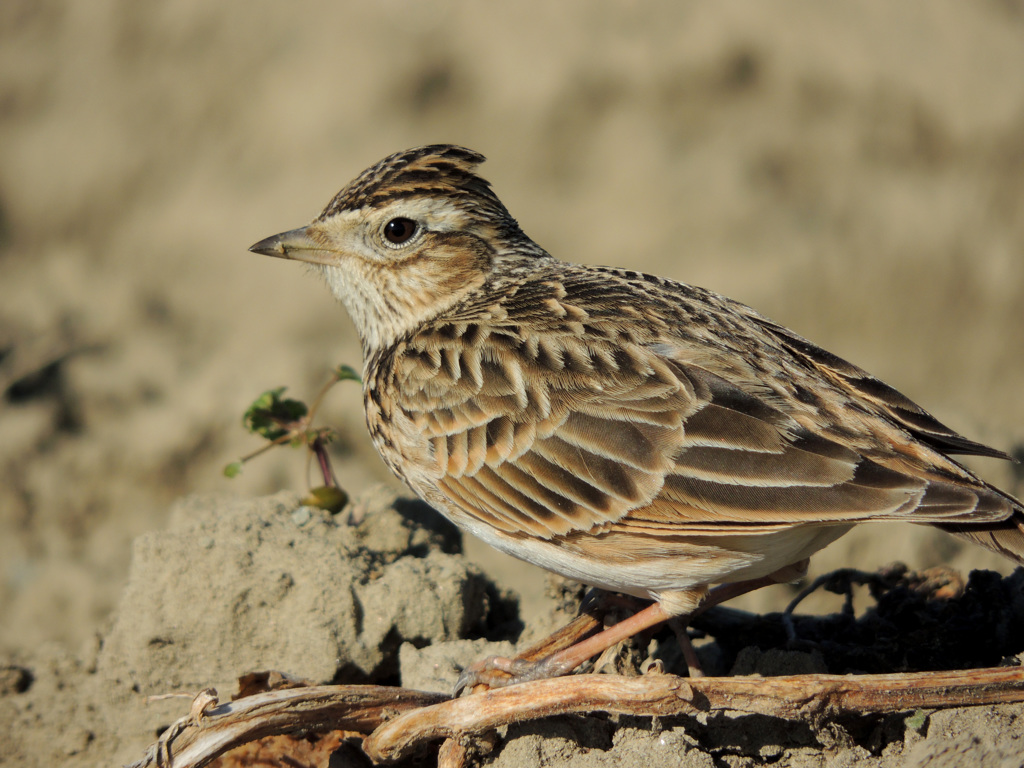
[453,654,579,695]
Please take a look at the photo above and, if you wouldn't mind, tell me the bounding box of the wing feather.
[389,295,1014,546]
[761,319,1013,460]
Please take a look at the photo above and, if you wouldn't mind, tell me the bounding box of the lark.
[251,144,1024,684]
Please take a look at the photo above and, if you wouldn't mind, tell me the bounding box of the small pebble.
[291,506,313,526]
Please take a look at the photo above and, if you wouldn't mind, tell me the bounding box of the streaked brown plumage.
[251,144,1024,680]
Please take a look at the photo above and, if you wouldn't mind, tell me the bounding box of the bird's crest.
[318,144,504,219]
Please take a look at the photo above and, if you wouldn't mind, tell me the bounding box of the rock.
[97,487,506,695]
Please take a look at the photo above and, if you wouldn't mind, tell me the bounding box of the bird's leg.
[455,600,674,694]
[668,618,704,677]
[456,564,807,694]
[668,562,810,675]
[454,590,618,693]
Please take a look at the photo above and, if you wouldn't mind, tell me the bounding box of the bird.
[250,144,1024,685]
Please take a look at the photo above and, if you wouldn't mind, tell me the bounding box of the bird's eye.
[383,218,418,246]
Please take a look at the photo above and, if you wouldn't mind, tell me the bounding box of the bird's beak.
[248,225,338,266]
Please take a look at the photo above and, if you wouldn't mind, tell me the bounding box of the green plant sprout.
[224,364,361,512]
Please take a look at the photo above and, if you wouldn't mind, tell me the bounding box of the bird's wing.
[753,317,1014,461]
[391,315,1012,541]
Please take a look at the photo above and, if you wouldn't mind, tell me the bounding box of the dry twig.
[128,685,446,768]
[365,666,1024,761]
[130,666,1024,767]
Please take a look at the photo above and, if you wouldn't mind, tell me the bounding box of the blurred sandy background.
[2,0,1024,674]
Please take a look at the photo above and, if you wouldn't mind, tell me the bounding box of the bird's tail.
[940,508,1024,566]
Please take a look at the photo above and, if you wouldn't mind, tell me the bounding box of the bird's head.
[250,145,546,353]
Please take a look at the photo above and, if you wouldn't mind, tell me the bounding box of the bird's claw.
[453,654,575,696]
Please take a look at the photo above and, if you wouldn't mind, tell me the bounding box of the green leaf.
[223,461,243,478]
[905,710,929,733]
[334,364,361,383]
[243,387,308,440]
[307,427,336,445]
